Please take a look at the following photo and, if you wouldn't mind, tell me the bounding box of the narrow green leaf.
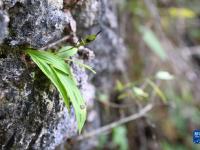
[115,80,124,91]
[140,27,167,60]
[27,49,87,132]
[65,58,96,74]
[146,79,167,102]
[54,69,86,133]
[57,46,78,58]
[112,126,128,150]
[27,49,71,75]
[29,54,70,108]
[132,87,149,98]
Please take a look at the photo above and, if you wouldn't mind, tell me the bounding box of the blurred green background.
[95,0,200,149]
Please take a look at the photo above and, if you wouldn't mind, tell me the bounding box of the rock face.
[4,0,70,47]
[0,0,80,149]
[0,57,79,149]
[0,0,127,149]
[0,5,9,44]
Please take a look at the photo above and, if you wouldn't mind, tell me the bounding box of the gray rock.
[61,0,127,149]
[0,0,127,149]
[0,57,78,149]
[75,0,127,93]
[4,0,71,47]
[0,9,9,44]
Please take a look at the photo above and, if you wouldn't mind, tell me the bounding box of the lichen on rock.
[0,57,79,149]
[0,8,9,44]
[4,0,72,47]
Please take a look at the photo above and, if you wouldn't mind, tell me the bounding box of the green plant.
[116,71,174,102]
[26,33,100,132]
[112,126,128,150]
[140,26,167,60]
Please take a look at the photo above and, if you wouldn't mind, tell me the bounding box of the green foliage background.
[96,0,200,149]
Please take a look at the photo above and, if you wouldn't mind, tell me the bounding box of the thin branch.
[75,103,153,141]
[40,35,71,50]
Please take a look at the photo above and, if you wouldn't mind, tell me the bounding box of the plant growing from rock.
[26,33,99,133]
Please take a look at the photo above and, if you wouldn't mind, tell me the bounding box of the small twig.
[40,35,71,50]
[75,103,153,141]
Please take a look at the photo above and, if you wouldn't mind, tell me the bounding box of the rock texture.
[60,0,127,149]
[0,0,127,149]
[4,0,71,47]
[0,1,9,44]
[0,57,79,149]
[74,0,127,92]
[0,0,81,149]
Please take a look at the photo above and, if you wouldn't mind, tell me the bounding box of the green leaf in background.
[115,80,124,91]
[132,86,149,98]
[98,93,108,103]
[27,49,86,133]
[140,27,167,60]
[98,134,108,149]
[168,7,196,18]
[161,141,188,150]
[78,31,101,47]
[57,46,78,58]
[156,71,174,80]
[112,126,128,150]
[147,79,167,102]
